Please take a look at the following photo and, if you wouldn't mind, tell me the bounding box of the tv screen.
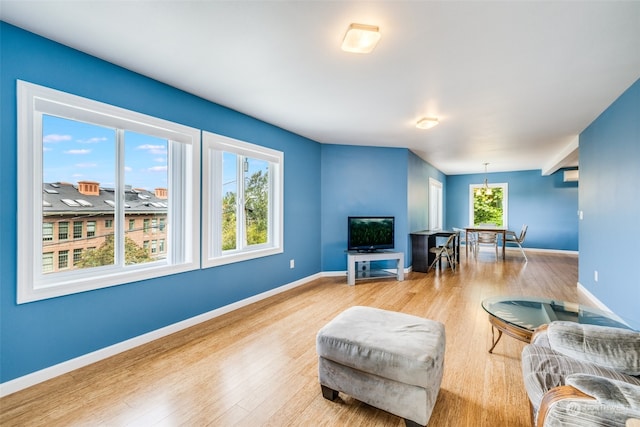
[348,216,395,252]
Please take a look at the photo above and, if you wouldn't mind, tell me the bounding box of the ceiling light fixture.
[416,117,439,129]
[476,163,493,196]
[341,23,381,54]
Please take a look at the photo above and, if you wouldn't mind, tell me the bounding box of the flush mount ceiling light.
[416,117,439,129]
[341,23,381,54]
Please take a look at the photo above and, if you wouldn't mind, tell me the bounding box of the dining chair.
[476,223,498,258]
[428,233,457,272]
[453,227,476,257]
[505,224,528,261]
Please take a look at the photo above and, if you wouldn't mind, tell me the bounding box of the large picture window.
[469,183,508,227]
[202,132,283,267]
[17,81,200,303]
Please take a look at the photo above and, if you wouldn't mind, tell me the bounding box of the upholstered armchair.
[521,321,640,427]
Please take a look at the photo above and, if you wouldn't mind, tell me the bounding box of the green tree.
[473,188,504,226]
[222,191,237,251]
[76,235,153,268]
[245,170,268,245]
[221,169,269,251]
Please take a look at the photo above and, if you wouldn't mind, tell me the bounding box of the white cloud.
[75,162,98,168]
[77,137,108,144]
[154,157,166,163]
[137,144,167,155]
[124,166,133,172]
[147,166,168,172]
[65,149,91,155]
[44,134,72,143]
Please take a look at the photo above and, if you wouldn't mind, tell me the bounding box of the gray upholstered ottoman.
[316,306,445,427]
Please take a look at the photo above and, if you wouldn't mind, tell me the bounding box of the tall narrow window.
[73,248,83,265]
[42,252,54,273]
[73,221,83,239]
[43,223,53,241]
[58,250,69,269]
[428,178,443,230]
[58,221,69,241]
[87,221,96,238]
[17,81,200,303]
[202,131,283,267]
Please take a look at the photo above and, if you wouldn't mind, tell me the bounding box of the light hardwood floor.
[1,249,584,426]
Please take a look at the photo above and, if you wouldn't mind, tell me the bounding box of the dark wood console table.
[410,230,460,273]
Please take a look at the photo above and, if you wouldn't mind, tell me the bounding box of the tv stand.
[346,251,404,286]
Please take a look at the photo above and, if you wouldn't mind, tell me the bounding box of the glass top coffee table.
[481,295,630,353]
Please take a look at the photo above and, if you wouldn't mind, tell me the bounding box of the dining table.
[464,225,507,260]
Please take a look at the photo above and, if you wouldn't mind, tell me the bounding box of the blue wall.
[407,152,447,264]
[407,151,447,232]
[0,22,322,383]
[320,144,409,271]
[3,19,621,387]
[446,170,579,250]
[579,79,640,330]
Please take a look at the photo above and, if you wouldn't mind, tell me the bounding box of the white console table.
[346,251,404,286]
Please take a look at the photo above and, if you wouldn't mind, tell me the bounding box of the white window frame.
[17,81,201,303]
[468,182,509,228]
[428,177,443,230]
[202,131,283,267]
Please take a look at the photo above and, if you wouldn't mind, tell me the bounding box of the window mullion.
[236,155,245,251]
[267,163,274,245]
[169,140,183,264]
[114,129,126,267]
[33,110,45,278]
[210,148,223,258]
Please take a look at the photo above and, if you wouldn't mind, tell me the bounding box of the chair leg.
[517,242,528,261]
[427,254,440,272]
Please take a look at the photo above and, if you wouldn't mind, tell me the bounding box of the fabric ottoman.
[316,306,445,427]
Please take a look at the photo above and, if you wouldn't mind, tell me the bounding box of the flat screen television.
[348,216,395,252]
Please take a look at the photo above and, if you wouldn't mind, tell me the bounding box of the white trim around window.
[17,81,201,303]
[202,131,284,267]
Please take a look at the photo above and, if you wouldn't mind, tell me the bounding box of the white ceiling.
[2,1,639,175]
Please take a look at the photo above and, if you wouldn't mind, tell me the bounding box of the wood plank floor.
[0,250,583,426]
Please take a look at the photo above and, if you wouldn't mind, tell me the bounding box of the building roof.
[43,182,167,216]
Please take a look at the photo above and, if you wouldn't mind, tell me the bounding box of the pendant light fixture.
[476,163,493,196]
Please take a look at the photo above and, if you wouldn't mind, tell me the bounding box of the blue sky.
[43,114,268,195]
[43,114,167,191]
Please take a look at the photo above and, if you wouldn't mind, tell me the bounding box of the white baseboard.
[320,270,346,277]
[577,282,629,326]
[507,246,578,255]
[0,272,322,398]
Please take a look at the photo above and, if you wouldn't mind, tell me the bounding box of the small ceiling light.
[416,117,439,129]
[341,23,381,54]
